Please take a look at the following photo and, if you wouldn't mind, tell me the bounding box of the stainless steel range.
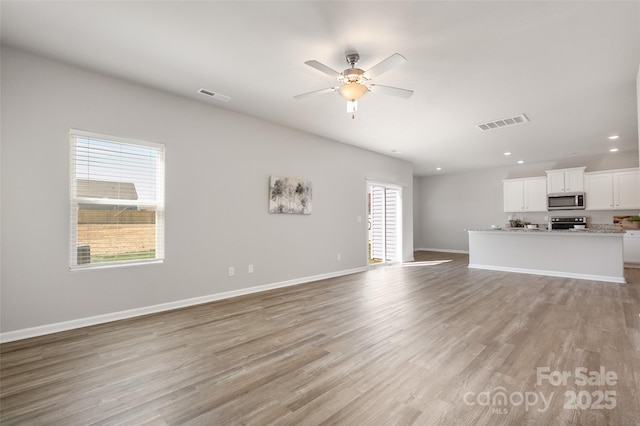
[549,216,587,230]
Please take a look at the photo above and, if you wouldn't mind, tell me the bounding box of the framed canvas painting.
[269,176,312,214]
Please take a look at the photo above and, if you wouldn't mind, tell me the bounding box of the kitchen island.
[468,229,626,283]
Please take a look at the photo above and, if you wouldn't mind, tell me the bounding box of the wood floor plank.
[1,251,639,425]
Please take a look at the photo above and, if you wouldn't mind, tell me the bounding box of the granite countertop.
[469,228,625,234]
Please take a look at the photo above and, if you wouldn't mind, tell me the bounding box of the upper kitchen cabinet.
[546,167,585,194]
[503,177,547,212]
[585,168,640,210]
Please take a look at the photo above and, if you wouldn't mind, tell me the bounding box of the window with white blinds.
[70,130,165,269]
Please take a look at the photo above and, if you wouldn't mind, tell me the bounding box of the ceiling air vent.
[476,114,529,131]
[197,88,231,102]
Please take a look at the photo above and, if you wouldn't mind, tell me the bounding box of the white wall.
[0,47,413,336]
[415,156,639,252]
[414,168,504,252]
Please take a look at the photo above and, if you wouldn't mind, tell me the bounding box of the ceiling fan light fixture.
[339,82,368,101]
[296,52,412,118]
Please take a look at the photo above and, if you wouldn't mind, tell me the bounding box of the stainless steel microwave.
[547,192,585,210]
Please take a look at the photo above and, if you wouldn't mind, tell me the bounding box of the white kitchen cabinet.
[585,172,613,209]
[524,178,548,211]
[503,179,524,212]
[546,167,585,194]
[503,177,547,212]
[614,170,640,209]
[585,168,640,210]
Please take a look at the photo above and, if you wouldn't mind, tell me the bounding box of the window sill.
[70,259,164,272]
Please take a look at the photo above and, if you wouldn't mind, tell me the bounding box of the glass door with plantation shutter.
[367,182,402,265]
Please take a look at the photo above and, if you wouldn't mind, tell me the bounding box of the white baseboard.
[415,248,469,254]
[468,263,625,284]
[0,267,368,343]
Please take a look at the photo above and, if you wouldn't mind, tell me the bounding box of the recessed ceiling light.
[609,148,619,152]
[608,135,619,140]
[517,160,524,164]
[436,167,442,171]
[504,152,512,156]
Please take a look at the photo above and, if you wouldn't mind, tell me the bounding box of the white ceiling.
[2,1,639,176]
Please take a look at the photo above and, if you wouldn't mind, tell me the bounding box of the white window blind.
[70,130,165,269]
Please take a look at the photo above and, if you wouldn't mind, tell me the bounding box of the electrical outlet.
[337,253,341,261]
[248,264,254,274]
[228,267,235,276]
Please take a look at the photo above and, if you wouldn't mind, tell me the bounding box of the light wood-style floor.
[1,251,639,425]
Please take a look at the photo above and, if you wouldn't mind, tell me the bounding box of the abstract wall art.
[269,176,312,214]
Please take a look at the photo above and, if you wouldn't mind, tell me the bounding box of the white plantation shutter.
[70,130,165,269]
[385,188,399,262]
[370,186,385,261]
[369,183,402,263]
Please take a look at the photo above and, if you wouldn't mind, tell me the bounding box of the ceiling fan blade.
[304,60,342,79]
[364,53,407,79]
[294,87,339,99]
[368,84,414,99]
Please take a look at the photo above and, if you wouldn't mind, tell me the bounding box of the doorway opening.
[367,182,403,265]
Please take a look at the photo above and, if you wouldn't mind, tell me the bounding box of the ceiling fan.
[294,52,413,118]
